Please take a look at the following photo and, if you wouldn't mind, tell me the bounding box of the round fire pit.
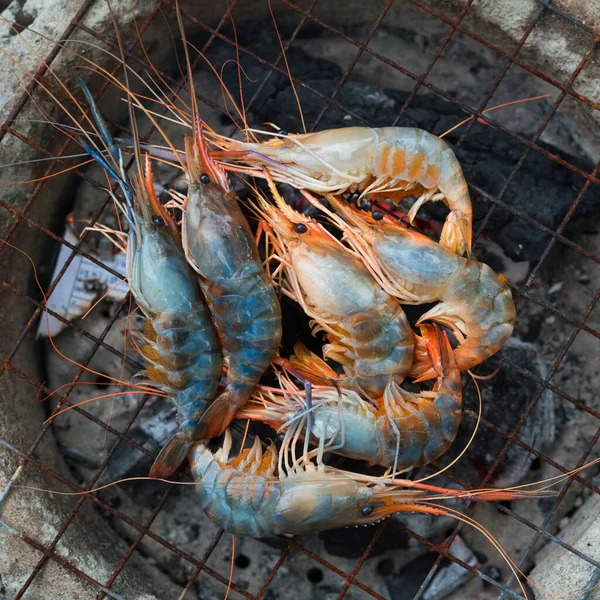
[1,2,599,599]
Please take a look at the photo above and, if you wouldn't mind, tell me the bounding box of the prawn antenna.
[175,0,199,132]
[268,0,306,133]
[77,78,135,227]
[106,0,142,179]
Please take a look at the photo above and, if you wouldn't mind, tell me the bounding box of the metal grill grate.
[0,1,599,599]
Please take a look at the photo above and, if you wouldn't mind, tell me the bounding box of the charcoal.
[197,36,597,263]
[318,524,411,559]
[106,408,179,506]
[385,536,478,600]
[436,337,555,488]
[385,551,441,600]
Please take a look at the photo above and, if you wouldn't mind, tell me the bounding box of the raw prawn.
[182,121,282,439]
[253,179,414,401]
[189,428,553,538]
[77,83,222,477]
[322,195,515,381]
[209,127,472,256]
[240,324,461,471]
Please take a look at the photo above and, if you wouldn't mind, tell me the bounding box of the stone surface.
[530,489,600,599]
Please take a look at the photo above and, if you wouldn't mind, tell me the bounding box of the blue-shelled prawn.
[182,119,282,439]
[78,83,222,478]
[241,324,461,472]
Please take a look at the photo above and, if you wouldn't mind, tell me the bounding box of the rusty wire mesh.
[0,0,599,599]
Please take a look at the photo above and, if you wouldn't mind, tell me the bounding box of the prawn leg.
[273,355,314,435]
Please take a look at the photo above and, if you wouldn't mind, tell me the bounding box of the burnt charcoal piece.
[318,523,411,559]
[199,30,596,263]
[385,551,442,600]
[385,536,478,600]
[107,409,179,506]
[436,337,555,488]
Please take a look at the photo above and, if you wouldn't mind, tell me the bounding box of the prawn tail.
[409,330,434,382]
[422,323,458,379]
[439,209,471,257]
[195,389,242,440]
[409,324,442,382]
[407,178,472,257]
[149,431,192,479]
[290,342,341,386]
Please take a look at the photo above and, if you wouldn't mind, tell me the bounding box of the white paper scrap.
[37,228,129,338]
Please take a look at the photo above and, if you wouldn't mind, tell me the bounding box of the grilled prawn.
[190,428,553,538]
[182,122,282,439]
[78,84,222,478]
[253,180,414,401]
[322,195,515,381]
[210,126,472,256]
[241,325,461,471]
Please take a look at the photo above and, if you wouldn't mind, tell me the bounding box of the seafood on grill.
[189,427,553,538]
[77,83,223,478]
[252,177,414,401]
[240,324,461,471]
[182,119,282,440]
[318,195,515,381]
[209,126,472,256]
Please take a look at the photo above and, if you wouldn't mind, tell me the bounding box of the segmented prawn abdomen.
[441,260,516,369]
[203,263,282,402]
[190,443,282,537]
[142,307,222,440]
[338,295,414,397]
[372,128,439,188]
[378,383,462,469]
[184,184,282,438]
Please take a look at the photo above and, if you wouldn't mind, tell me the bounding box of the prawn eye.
[294,223,308,234]
[361,505,373,516]
[359,198,372,211]
[152,215,166,227]
[200,173,210,185]
[371,210,384,221]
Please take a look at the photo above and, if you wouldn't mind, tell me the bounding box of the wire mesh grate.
[0,1,599,599]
